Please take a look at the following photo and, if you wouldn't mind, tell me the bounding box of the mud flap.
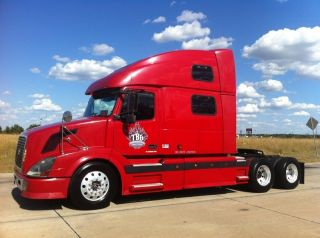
[299,162,305,184]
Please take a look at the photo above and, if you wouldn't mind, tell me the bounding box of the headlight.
[27,157,56,177]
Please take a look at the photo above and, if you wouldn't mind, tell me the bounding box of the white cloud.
[29,93,49,99]
[72,103,87,118]
[271,96,292,108]
[92,43,114,56]
[259,98,271,108]
[53,55,70,63]
[258,96,320,111]
[283,119,292,125]
[0,113,17,122]
[152,21,210,43]
[79,43,114,56]
[170,1,176,7]
[144,16,166,24]
[153,16,166,23]
[2,90,11,95]
[237,82,263,98]
[237,113,257,118]
[292,111,310,116]
[43,113,59,123]
[256,79,283,92]
[182,36,233,50]
[243,26,320,79]
[0,102,18,123]
[152,11,233,51]
[143,19,151,24]
[243,27,320,61]
[177,10,207,22]
[74,108,85,118]
[252,62,287,77]
[79,46,90,53]
[290,102,320,110]
[0,99,10,109]
[238,98,259,104]
[30,67,41,74]
[238,104,260,113]
[293,62,320,79]
[48,56,127,81]
[30,98,62,111]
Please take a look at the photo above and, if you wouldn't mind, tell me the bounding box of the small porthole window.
[192,65,213,82]
[191,95,216,115]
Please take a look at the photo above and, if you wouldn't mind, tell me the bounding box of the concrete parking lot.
[0,164,319,238]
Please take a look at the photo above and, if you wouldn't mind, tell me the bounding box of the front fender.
[50,148,126,180]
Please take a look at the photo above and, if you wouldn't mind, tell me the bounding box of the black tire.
[248,160,274,193]
[69,162,118,209]
[275,158,300,189]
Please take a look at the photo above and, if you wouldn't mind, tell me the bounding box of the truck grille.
[15,136,27,168]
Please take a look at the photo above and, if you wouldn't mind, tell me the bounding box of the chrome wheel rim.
[80,171,109,201]
[256,165,271,186]
[286,163,298,183]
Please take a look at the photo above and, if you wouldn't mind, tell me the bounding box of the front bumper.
[14,170,70,199]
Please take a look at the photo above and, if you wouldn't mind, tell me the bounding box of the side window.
[191,95,216,115]
[121,92,154,120]
[192,65,213,82]
[135,93,154,120]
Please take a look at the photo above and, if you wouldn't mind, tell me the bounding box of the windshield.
[84,89,119,117]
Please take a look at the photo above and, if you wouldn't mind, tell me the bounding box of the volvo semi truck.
[14,49,304,209]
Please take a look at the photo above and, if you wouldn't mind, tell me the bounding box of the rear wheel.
[69,162,118,209]
[248,160,274,193]
[275,158,300,189]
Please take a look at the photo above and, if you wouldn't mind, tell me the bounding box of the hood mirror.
[62,111,73,122]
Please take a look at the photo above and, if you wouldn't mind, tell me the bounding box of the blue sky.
[1,0,320,134]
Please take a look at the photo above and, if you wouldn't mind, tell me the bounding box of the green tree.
[27,124,40,130]
[10,124,24,134]
[5,126,10,133]
[0,126,2,133]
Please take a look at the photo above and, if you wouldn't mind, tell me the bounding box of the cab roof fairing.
[85,49,235,95]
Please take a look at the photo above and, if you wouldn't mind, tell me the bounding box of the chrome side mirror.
[62,111,72,122]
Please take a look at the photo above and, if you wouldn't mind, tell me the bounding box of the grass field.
[0,134,319,173]
[0,134,19,173]
[237,137,319,163]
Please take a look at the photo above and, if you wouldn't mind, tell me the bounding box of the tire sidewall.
[276,158,300,189]
[249,159,274,193]
[69,162,118,209]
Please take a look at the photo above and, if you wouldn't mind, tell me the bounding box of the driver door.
[113,88,159,156]
[113,87,184,192]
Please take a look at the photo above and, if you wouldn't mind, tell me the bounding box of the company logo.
[128,123,148,149]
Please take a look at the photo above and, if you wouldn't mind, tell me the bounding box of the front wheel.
[69,162,118,209]
[248,160,274,193]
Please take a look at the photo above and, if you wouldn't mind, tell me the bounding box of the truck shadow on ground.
[113,187,235,205]
[12,186,236,211]
[11,188,65,210]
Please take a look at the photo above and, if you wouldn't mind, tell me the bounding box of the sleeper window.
[191,95,216,115]
[192,65,213,82]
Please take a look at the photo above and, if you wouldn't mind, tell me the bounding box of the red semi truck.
[14,49,304,209]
